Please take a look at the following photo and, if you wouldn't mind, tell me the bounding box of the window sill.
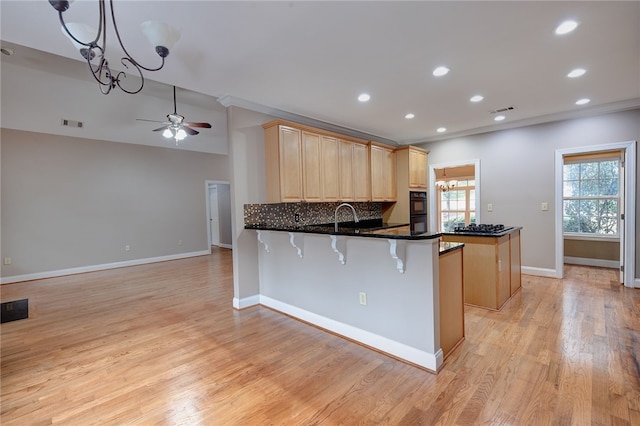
[563,234,620,242]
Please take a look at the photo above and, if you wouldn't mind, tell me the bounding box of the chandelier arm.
[108,0,166,72]
[82,49,114,93]
[113,58,146,94]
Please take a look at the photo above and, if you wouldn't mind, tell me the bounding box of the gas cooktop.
[453,224,513,234]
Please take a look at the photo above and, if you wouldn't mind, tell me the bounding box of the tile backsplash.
[244,202,383,227]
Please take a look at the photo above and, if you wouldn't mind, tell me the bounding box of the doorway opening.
[554,141,636,287]
[429,160,481,233]
[206,181,232,250]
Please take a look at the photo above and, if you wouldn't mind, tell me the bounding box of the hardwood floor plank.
[2,251,639,424]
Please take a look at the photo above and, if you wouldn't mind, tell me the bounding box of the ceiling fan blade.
[137,118,169,124]
[182,126,199,136]
[184,122,212,128]
[152,126,169,132]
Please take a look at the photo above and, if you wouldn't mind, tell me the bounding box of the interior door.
[209,185,220,247]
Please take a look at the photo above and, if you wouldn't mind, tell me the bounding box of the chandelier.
[48,0,180,95]
[435,168,457,192]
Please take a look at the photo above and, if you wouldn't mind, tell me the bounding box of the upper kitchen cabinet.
[264,123,303,202]
[263,120,370,203]
[339,139,371,202]
[407,146,428,189]
[370,142,397,202]
[385,145,429,223]
[352,142,371,201]
[319,135,340,201]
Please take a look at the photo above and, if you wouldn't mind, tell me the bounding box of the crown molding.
[217,95,398,146]
[408,98,640,145]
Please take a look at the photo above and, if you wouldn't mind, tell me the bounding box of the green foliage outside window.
[563,159,619,235]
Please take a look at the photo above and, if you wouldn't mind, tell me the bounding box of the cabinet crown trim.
[263,119,371,145]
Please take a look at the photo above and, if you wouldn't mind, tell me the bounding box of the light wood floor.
[1,248,639,425]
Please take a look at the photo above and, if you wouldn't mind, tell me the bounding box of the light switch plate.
[487,203,493,212]
[541,202,549,211]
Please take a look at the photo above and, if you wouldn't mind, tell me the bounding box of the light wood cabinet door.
[510,231,522,294]
[338,139,354,201]
[370,144,396,201]
[301,131,322,202]
[497,236,511,308]
[409,148,428,189]
[278,126,303,202]
[321,136,340,201]
[353,143,370,201]
[385,150,397,200]
[439,248,465,357]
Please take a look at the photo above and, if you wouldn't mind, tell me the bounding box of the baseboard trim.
[217,243,233,249]
[564,256,619,269]
[260,295,441,372]
[522,266,557,278]
[232,295,260,309]
[0,250,210,285]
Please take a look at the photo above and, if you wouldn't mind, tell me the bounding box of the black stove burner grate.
[453,223,511,234]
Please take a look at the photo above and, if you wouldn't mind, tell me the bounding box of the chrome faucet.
[334,203,359,231]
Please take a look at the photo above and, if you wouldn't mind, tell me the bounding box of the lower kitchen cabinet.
[439,245,465,358]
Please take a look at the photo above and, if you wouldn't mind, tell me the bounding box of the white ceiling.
[1,1,639,149]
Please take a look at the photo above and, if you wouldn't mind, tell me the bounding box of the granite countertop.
[441,226,522,238]
[439,241,464,255]
[245,218,441,240]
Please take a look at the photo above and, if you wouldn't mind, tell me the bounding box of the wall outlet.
[125,244,130,252]
[3,257,11,265]
[487,203,493,212]
[359,291,367,306]
[178,240,183,246]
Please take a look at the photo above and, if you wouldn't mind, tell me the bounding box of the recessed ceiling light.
[567,68,586,78]
[494,115,506,122]
[432,66,450,77]
[575,98,590,105]
[437,127,447,133]
[358,93,370,102]
[470,95,484,103]
[555,20,578,35]
[1,47,14,56]
[405,113,415,119]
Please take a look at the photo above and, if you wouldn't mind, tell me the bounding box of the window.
[439,179,475,232]
[563,155,620,236]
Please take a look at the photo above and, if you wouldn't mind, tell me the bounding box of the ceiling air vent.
[61,119,83,128]
[489,106,516,114]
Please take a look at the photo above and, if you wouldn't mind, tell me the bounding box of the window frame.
[562,154,621,239]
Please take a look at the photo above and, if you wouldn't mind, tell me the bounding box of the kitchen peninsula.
[245,212,463,373]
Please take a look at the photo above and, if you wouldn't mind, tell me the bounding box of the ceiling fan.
[137,85,212,144]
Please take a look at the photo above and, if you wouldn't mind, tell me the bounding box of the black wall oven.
[409,191,428,234]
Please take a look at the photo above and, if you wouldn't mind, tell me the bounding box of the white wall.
[419,108,640,278]
[1,129,229,282]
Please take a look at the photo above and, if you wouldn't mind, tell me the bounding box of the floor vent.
[1,299,28,323]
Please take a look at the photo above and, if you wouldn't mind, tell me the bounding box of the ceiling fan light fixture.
[162,128,173,139]
[175,128,188,141]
